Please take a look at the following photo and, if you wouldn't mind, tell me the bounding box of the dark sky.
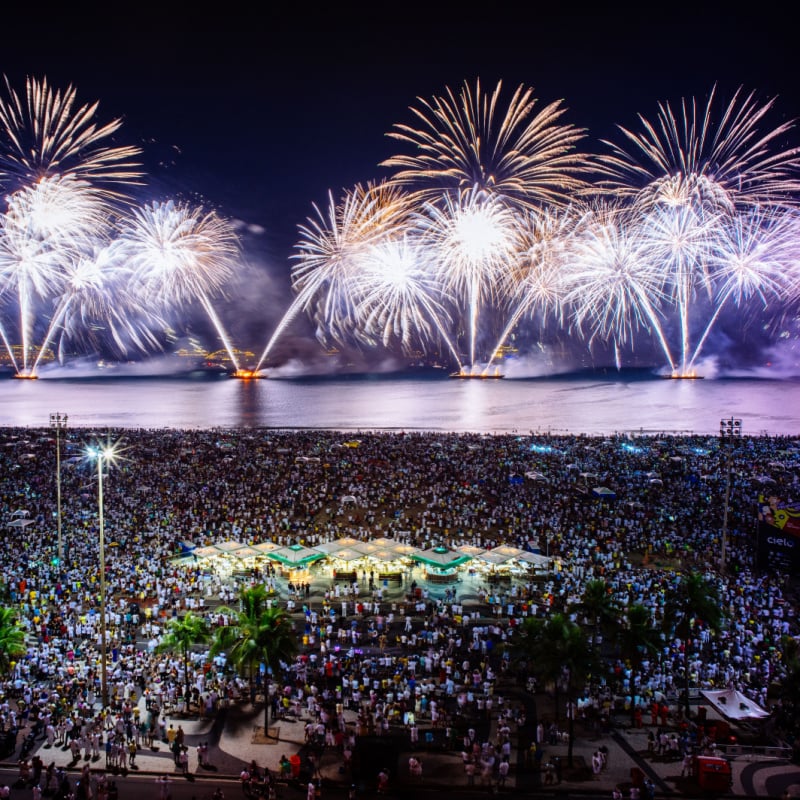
[3,3,797,274]
[2,4,798,365]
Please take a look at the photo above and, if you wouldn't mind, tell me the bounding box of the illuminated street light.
[86,439,123,710]
[49,413,68,566]
[719,417,742,575]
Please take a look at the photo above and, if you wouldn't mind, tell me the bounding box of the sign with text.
[757,494,800,573]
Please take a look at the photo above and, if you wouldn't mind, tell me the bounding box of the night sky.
[2,4,798,366]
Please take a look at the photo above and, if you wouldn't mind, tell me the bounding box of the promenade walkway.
[5,682,799,798]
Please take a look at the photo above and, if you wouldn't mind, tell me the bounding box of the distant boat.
[663,374,704,380]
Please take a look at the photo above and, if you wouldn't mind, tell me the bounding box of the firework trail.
[688,205,799,365]
[594,85,800,374]
[0,176,113,372]
[32,242,166,373]
[414,186,524,369]
[350,233,460,363]
[0,74,141,375]
[256,182,413,370]
[562,202,674,367]
[118,200,242,369]
[486,206,580,370]
[635,201,721,374]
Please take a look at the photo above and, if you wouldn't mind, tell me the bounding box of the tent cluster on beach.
[177,536,552,580]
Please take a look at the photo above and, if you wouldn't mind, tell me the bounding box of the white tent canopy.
[251,542,282,555]
[457,545,486,557]
[474,546,524,565]
[314,537,363,555]
[324,547,363,562]
[515,551,552,568]
[354,539,409,556]
[700,689,770,721]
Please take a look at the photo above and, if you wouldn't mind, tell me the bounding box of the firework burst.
[351,233,459,362]
[686,205,800,364]
[383,79,589,211]
[595,84,800,212]
[414,186,524,368]
[32,243,166,372]
[0,175,114,373]
[0,75,143,201]
[562,202,673,363]
[119,200,242,369]
[255,182,413,368]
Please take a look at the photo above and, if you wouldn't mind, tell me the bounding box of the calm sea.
[0,367,798,435]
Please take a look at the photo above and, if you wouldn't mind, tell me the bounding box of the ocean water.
[0,368,798,435]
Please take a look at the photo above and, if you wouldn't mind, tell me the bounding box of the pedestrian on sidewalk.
[497,757,509,788]
[592,751,603,779]
[680,752,692,778]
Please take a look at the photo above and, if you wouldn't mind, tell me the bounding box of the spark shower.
[1,76,800,379]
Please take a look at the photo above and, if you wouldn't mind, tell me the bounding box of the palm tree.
[512,612,599,767]
[571,578,620,650]
[662,572,723,718]
[210,584,297,735]
[0,607,27,675]
[155,611,211,711]
[617,603,662,726]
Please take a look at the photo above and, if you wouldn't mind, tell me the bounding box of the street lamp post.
[719,416,742,575]
[96,449,109,709]
[50,412,68,566]
[88,442,120,710]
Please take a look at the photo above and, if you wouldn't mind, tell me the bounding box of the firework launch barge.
[449,371,505,379]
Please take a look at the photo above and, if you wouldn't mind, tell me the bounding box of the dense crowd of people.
[0,426,798,792]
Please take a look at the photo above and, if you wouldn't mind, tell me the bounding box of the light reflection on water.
[0,371,798,435]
